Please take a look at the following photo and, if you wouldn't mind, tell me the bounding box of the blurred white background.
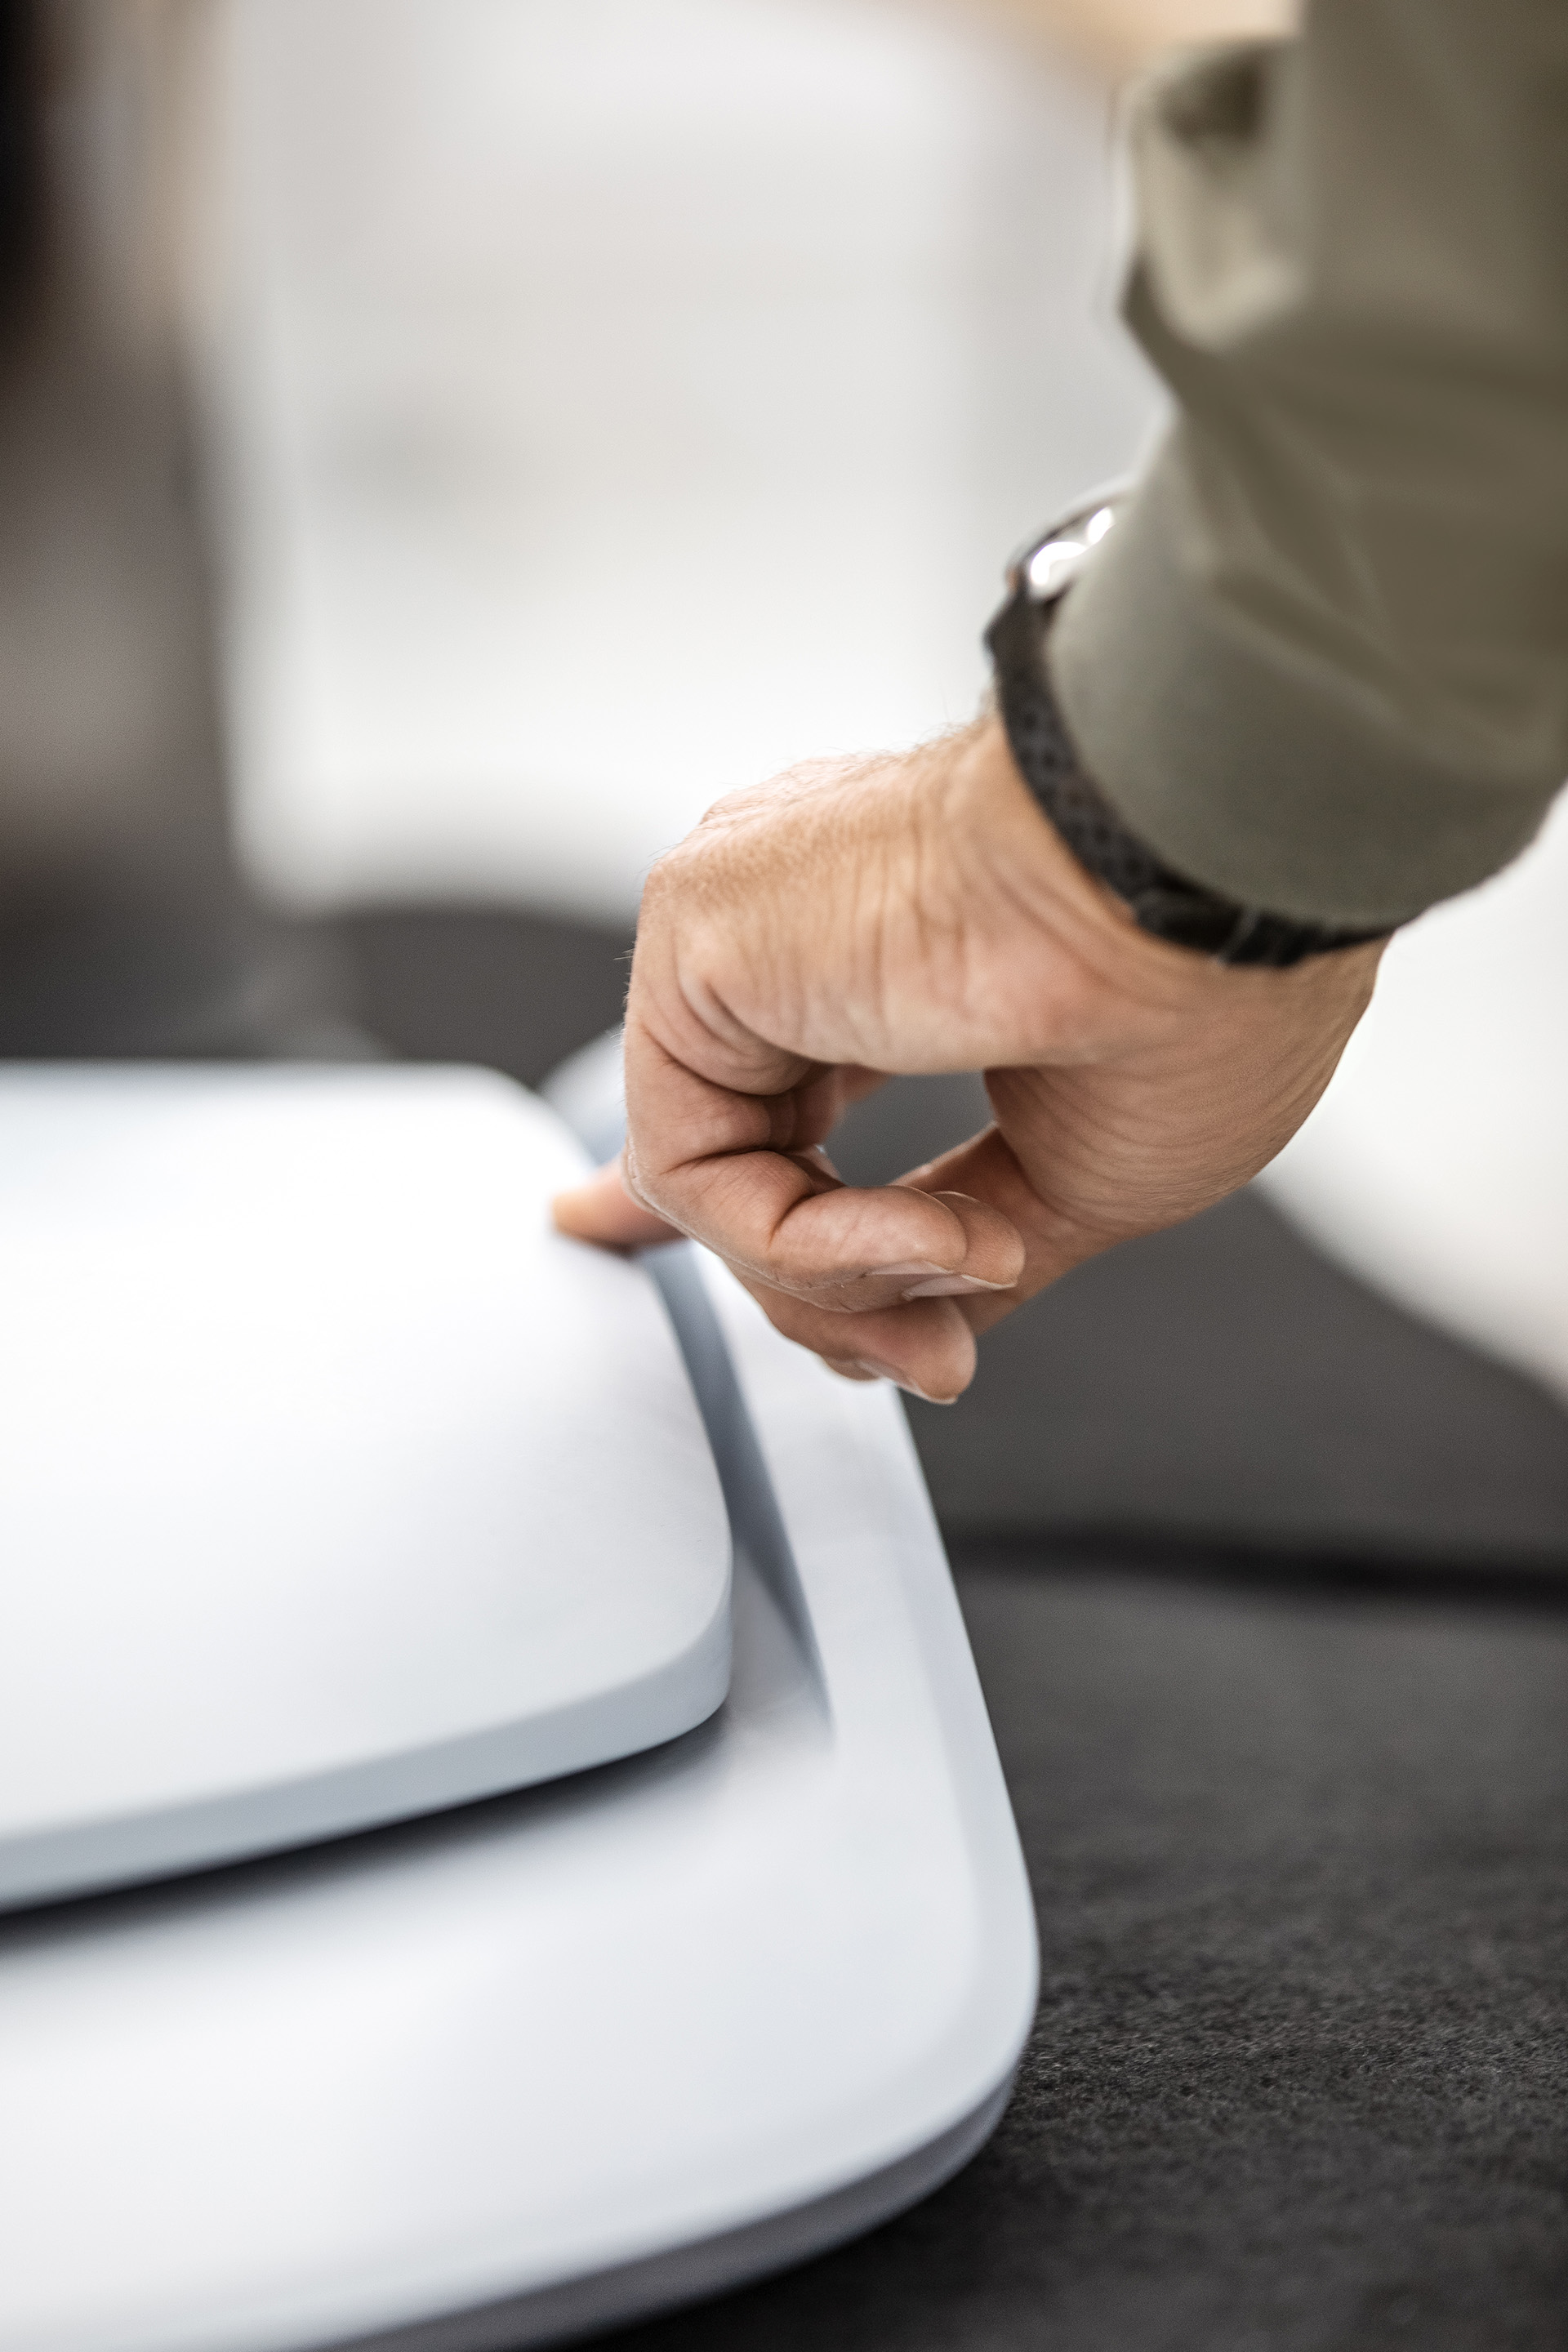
[194,0,1159,920]
[183,0,1568,1408]
[1260,794,1568,1406]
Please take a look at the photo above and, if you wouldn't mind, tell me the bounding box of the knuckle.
[621,1148,670,1218]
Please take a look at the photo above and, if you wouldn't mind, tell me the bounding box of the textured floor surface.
[595,1560,1568,2352]
[7,884,1568,2350]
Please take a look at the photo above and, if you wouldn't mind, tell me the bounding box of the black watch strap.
[985,500,1387,970]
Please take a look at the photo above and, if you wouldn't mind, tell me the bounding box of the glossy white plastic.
[0,1067,730,1910]
[0,1062,1036,2350]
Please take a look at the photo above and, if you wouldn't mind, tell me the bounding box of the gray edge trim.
[331,2077,1018,2352]
[0,1606,732,1915]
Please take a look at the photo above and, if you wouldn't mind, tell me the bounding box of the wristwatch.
[985,490,1385,969]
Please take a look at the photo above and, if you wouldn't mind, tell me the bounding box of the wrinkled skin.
[553,718,1383,1402]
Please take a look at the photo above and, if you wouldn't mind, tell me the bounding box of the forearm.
[1051,0,1568,929]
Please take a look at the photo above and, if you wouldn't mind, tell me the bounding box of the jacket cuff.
[1047,440,1561,932]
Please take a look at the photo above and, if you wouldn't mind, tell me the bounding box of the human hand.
[552,718,1383,1401]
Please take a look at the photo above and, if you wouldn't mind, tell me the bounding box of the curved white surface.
[0,1234,1037,2352]
[0,1067,729,1910]
[1261,794,1568,1405]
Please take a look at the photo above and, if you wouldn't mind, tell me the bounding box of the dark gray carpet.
[905,1200,1568,1574]
[827,1071,1568,1575]
[7,902,1568,2350]
[593,1559,1568,2352]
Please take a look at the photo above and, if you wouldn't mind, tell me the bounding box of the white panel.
[1262,797,1568,1404]
[0,1242,1036,2352]
[0,1067,728,1908]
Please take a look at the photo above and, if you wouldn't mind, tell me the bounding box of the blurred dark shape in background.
[0,0,42,329]
[0,0,355,1057]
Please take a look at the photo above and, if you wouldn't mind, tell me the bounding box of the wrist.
[945,715,1201,992]
[943,715,1388,1049]
[987,497,1390,970]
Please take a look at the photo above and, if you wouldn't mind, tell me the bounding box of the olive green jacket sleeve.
[1047,0,1568,929]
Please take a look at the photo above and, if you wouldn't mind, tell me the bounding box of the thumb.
[552,1156,685,1251]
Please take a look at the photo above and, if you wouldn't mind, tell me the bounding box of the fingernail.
[862,1259,951,1285]
[823,1356,880,1384]
[901,1274,1013,1301]
[853,1357,958,1406]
